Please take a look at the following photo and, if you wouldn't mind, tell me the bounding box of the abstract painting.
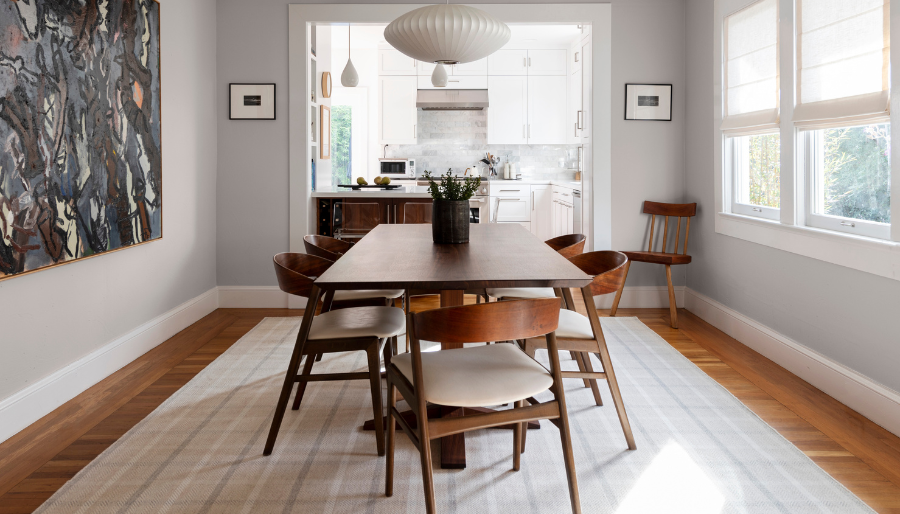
[0,0,161,281]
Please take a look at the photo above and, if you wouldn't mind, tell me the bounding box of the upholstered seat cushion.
[333,289,404,301]
[392,343,553,407]
[308,306,406,340]
[555,309,595,340]
[485,287,557,300]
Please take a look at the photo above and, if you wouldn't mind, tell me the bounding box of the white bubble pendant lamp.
[384,4,511,68]
[431,63,448,87]
[341,24,359,87]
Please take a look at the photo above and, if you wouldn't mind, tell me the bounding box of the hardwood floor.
[1,300,899,513]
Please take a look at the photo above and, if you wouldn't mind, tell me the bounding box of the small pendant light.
[431,63,448,87]
[341,24,359,87]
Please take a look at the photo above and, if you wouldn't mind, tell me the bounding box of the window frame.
[713,0,900,282]
[727,133,782,221]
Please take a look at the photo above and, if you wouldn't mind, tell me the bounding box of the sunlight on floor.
[615,441,725,514]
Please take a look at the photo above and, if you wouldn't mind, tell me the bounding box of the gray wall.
[216,0,689,288]
[0,0,219,402]
[684,0,900,392]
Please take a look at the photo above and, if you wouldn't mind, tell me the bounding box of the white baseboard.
[0,287,219,445]
[684,288,900,438]
[217,286,290,308]
[595,285,685,309]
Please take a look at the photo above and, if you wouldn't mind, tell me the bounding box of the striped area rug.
[35,317,873,513]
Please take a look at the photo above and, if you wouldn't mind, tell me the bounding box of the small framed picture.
[230,83,276,120]
[320,105,331,160]
[625,84,672,121]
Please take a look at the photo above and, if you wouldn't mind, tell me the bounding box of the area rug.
[35,317,873,513]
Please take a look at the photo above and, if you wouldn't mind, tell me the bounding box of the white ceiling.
[330,23,584,50]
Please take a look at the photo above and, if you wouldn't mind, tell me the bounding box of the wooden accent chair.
[523,251,636,451]
[610,201,697,328]
[485,234,587,302]
[263,253,406,457]
[304,235,404,307]
[385,299,581,514]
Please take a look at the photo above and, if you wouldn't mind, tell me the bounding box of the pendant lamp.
[341,24,359,87]
[385,3,510,87]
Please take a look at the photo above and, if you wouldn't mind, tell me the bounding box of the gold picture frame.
[321,71,332,98]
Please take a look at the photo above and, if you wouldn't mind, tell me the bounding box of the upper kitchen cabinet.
[452,58,488,75]
[379,76,417,144]
[528,76,568,144]
[487,76,528,144]
[526,49,567,75]
[379,49,416,75]
[488,49,528,75]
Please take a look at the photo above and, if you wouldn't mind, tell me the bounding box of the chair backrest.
[545,234,586,259]
[273,253,333,298]
[568,251,629,297]
[304,235,353,261]
[642,201,697,256]
[409,298,561,344]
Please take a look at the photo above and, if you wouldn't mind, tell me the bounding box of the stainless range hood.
[416,89,489,110]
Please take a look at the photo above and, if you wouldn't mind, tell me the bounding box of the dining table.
[313,223,593,469]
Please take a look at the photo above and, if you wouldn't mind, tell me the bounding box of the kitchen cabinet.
[569,36,591,143]
[528,76,568,144]
[318,197,435,238]
[531,185,553,240]
[487,76,528,144]
[580,38,592,141]
[394,199,433,224]
[551,186,575,237]
[493,196,531,223]
[379,76,417,144]
[526,49,567,75]
[379,49,416,75]
[569,61,582,143]
[488,49,528,75]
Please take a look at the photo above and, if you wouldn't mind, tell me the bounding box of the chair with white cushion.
[263,253,406,458]
[384,299,581,514]
[522,251,636,451]
[304,235,404,308]
[486,233,586,303]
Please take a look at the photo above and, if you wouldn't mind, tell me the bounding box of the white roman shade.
[722,0,779,134]
[794,0,890,128]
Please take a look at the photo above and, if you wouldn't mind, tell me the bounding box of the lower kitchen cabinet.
[394,198,433,224]
[551,186,575,238]
[531,185,553,240]
[317,197,435,238]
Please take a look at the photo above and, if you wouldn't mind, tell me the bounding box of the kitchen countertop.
[311,180,581,198]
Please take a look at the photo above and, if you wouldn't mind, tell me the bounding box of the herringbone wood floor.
[1,297,899,513]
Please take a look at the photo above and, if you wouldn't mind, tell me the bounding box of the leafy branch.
[423,169,481,201]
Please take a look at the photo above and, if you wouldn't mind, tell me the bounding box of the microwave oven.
[379,158,415,178]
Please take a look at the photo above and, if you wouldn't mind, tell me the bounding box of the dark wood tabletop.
[314,223,593,291]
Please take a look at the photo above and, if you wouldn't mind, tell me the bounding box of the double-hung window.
[796,0,891,239]
[723,0,781,221]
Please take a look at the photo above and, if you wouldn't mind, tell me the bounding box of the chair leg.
[577,353,603,406]
[513,400,523,471]
[291,355,316,410]
[385,376,397,496]
[665,264,678,328]
[315,353,323,362]
[609,261,631,317]
[546,334,581,514]
[419,416,436,514]
[367,342,386,456]
[595,340,637,450]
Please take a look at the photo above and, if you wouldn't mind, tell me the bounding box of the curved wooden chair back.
[304,235,353,261]
[410,298,561,344]
[568,251,629,297]
[545,233,586,259]
[273,253,333,298]
[642,201,697,255]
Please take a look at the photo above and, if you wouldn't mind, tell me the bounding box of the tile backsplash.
[385,109,579,179]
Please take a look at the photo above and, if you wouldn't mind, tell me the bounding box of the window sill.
[715,212,900,281]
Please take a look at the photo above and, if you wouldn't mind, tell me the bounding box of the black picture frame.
[624,83,673,121]
[229,83,276,120]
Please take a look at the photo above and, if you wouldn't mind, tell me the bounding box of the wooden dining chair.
[385,299,581,514]
[609,201,697,328]
[304,235,404,308]
[485,233,586,302]
[522,251,636,451]
[263,253,406,458]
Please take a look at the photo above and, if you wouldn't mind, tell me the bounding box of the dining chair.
[522,251,636,451]
[304,235,404,307]
[485,233,586,303]
[609,201,697,328]
[263,253,406,457]
[384,299,581,514]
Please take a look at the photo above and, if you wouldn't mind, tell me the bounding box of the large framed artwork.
[0,0,162,281]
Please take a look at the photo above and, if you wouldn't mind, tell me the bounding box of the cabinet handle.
[528,57,532,67]
[394,205,398,223]
[575,52,579,63]
[387,204,390,224]
[523,57,526,68]
[577,110,583,130]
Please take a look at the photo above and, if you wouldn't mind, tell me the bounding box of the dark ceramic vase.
[432,199,470,244]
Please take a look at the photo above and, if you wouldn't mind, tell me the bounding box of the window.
[723,0,780,219]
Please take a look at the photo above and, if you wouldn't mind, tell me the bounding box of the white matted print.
[230,83,276,120]
[625,84,672,121]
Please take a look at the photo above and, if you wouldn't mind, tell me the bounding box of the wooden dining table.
[313,223,593,469]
